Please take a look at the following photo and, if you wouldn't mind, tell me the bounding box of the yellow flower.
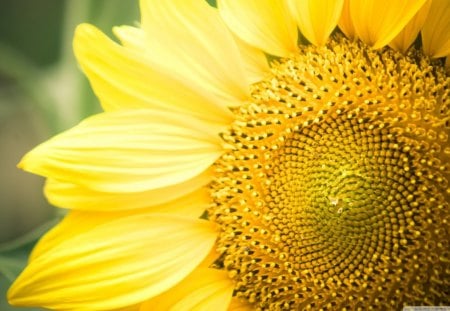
[8,0,450,310]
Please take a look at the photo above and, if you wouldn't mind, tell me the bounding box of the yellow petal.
[218,0,298,57]
[8,214,217,310]
[113,25,146,51]
[113,303,141,311]
[140,0,252,106]
[228,298,254,311]
[111,185,210,217]
[288,0,344,46]
[44,169,212,211]
[46,179,210,217]
[233,35,271,84]
[18,109,223,193]
[74,24,233,126]
[30,188,210,262]
[421,0,450,58]
[140,268,233,311]
[29,210,129,261]
[349,0,427,49]
[389,0,432,53]
[338,0,356,40]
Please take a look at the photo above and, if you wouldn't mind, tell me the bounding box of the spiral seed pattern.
[209,37,449,310]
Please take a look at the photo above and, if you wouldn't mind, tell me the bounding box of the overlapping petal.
[288,0,344,46]
[233,36,271,84]
[140,0,254,105]
[348,0,427,49]
[28,205,211,263]
[44,169,211,211]
[45,178,210,216]
[8,214,217,310]
[29,210,133,261]
[421,0,450,58]
[114,20,270,90]
[74,24,233,125]
[18,109,223,192]
[389,0,432,53]
[140,268,233,311]
[113,25,146,51]
[218,0,298,57]
[338,0,355,39]
[113,304,141,311]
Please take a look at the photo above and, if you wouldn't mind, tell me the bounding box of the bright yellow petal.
[228,298,254,311]
[113,303,141,311]
[140,0,252,106]
[112,185,210,217]
[338,0,355,40]
[44,169,212,211]
[113,25,146,51]
[389,0,432,53]
[46,178,210,216]
[140,268,233,311]
[288,0,344,46]
[29,205,211,263]
[233,35,271,84]
[74,24,233,126]
[18,109,223,193]
[349,0,427,49]
[421,0,450,58]
[218,0,298,57]
[29,210,129,261]
[8,214,217,310]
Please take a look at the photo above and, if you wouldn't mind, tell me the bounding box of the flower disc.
[210,37,450,310]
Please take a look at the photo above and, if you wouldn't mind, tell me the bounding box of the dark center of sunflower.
[209,37,450,310]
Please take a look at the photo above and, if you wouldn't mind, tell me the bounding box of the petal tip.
[17,151,35,172]
[7,282,24,307]
[16,159,25,170]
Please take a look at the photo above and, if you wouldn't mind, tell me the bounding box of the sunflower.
[7,0,450,310]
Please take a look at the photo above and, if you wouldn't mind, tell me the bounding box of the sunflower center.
[209,37,450,309]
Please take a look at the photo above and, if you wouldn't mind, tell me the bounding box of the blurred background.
[0,0,140,309]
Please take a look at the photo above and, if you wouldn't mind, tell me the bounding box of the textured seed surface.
[209,37,450,310]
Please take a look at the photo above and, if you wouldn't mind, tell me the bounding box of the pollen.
[209,37,450,310]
